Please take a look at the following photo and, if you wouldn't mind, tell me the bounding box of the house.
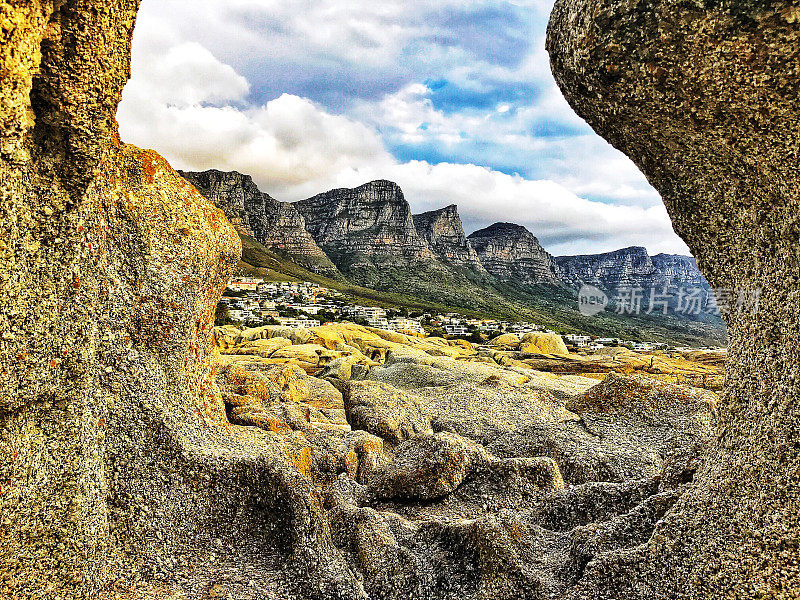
[367,317,390,330]
[444,324,468,336]
[389,317,423,333]
[227,277,263,292]
[277,317,320,328]
[564,334,591,347]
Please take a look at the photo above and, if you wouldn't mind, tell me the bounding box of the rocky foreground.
[3,0,797,598]
[206,322,720,597]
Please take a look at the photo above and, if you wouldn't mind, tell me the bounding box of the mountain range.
[181,170,724,343]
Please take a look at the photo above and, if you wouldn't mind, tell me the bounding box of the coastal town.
[218,277,721,353]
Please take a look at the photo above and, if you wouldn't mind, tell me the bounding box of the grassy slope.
[238,232,728,346]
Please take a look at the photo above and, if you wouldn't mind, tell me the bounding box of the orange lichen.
[287,446,313,476]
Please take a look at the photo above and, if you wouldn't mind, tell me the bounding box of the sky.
[116,0,690,256]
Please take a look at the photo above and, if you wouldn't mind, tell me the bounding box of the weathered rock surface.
[412,204,486,272]
[180,169,339,275]
[344,380,432,445]
[548,0,800,597]
[468,222,562,285]
[556,246,710,292]
[0,4,360,599]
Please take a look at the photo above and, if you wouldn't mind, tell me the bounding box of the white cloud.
[117,0,689,257]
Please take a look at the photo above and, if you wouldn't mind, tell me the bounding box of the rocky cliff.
[468,222,562,285]
[181,169,339,276]
[556,246,710,291]
[296,180,434,261]
[549,0,800,597]
[293,180,448,290]
[412,205,486,272]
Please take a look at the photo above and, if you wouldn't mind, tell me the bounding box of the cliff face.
[556,246,710,291]
[294,180,442,289]
[296,180,434,261]
[181,169,339,275]
[650,253,708,288]
[468,222,561,285]
[549,0,800,597]
[412,205,486,272]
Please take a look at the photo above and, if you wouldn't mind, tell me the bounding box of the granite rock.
[412,204,486,272]
[548,0,800,596]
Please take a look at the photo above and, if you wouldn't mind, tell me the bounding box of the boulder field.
[209,323,719,598]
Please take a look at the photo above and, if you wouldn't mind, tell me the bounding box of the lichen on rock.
[548,0,800,597]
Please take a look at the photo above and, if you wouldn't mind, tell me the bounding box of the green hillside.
[236,232,727,346]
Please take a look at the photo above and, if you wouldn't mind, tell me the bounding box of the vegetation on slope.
[237,232,727,346]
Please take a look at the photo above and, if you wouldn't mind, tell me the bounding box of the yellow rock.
[489,333,520,349]
[233,337,292,358]
[519,333,569,356]
[271,343,335,366]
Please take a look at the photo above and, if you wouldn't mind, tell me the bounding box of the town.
[218,277,714,352]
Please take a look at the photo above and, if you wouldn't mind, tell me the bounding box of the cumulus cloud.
[117,0,690,257]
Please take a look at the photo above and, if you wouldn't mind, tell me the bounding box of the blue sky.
[117,0,688,255]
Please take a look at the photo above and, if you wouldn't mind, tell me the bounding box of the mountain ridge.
[180,169,723,341]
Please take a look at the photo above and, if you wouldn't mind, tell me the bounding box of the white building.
[564,334,591,347]
[367,317,390,330]
[277,317,320,328]
[388,318,423,333]
[444,324,468,336]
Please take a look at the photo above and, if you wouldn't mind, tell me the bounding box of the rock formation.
[412,204,486,272]
[468,222,562,285]
[548,0,800,597]
[294,180,436,282]
[180,169,339,275]
[6,0,790,598]
[0,3,357,599]
[556,246,710,292]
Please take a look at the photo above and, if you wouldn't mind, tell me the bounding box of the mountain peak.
[467,222,560,285]
[468,222,534,239]
[412,205,485,270]
[180,169,338,275]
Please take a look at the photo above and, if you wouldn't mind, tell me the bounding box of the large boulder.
[548,0,800,596]
[520,332,569,356]
[344,380,432,444]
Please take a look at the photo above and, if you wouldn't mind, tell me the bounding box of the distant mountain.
[294,180,435,266]
[182,169,725,343]
[180,170,339,276]
[412,205,486,272]
[468,222,562,285]
[293,181,515,310]
[555,246,710,292]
